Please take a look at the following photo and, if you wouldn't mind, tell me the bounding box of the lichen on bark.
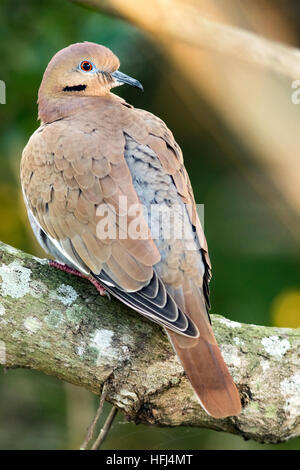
[0,240,299,444]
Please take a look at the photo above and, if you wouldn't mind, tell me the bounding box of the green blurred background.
[0,0,299,450]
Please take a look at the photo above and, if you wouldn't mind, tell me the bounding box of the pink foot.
[49,260,109,298]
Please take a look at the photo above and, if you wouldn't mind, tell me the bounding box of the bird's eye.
[80,60,93,72]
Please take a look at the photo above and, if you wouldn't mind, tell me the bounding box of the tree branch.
[0,240,299,443]
[71,0,300,79]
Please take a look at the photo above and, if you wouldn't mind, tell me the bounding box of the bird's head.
[38,42,143,122]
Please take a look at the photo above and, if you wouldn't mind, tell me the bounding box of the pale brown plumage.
[21,42,241,418]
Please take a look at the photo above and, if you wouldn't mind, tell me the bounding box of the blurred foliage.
[0,0,299,450]
[271,289,300,328]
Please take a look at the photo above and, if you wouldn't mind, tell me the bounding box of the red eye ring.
[80,60,93,72]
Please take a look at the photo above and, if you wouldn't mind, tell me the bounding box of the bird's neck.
[38,94,121,124]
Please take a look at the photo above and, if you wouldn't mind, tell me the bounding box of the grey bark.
[0,241,299,444]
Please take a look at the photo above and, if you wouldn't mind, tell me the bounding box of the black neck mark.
[63,84,86,92]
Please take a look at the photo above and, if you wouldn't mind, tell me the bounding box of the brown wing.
[20,106,196,335]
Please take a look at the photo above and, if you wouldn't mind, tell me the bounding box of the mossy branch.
[0,241,299,444]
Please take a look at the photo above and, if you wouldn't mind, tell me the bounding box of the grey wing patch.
[123,133,205,282]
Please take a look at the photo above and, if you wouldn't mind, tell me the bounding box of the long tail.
[167,281,241,419]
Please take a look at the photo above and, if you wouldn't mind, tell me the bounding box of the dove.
[21,42,241,419]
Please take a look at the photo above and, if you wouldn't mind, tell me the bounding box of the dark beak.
[111,70,143,91]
